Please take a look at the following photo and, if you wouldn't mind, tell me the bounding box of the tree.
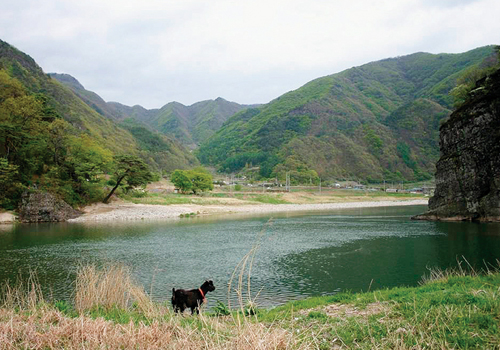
[103,155,153,203]
[0,158,24,209]
[47,118,70,166]
[66,134,113,183]
[171,169,192,193]
[171,169,213,194]
[0,72,50,187]
[189,171,213,194]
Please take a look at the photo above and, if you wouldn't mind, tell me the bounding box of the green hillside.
[138,98,255,149]
[197,46,498,183]
[0,39,197,208]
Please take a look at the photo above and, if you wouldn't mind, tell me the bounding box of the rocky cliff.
[414,68,500,221]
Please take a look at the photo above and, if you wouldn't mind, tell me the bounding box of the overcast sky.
[1,0,499,109]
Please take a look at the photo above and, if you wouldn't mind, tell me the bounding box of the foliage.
[171,169,193,193]
[0,158,24,209]
[130,98,248,147]
[363,125,383,156]
[119,118,199,172]
[220,152,269,173]
[272,156,320,185]
[212,301,231,316]
[171,168,214,194]
[450,46,500,107]
[0,69,51,206]
[103,155,153,203]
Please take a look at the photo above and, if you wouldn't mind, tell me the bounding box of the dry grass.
[0,271,44,312]
[0,307,301,349]
[0,262,306,350]
[74,264,154,314]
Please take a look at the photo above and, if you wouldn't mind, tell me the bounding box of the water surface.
[1,205,499,308]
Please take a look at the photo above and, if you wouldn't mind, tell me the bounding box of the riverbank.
[1,264,498,349]
[69,196,428,222]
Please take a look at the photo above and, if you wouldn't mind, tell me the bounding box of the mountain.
[197,46,498,183]
[50,73,254,149]
[49,73,158,122]
[0,39,197,173]
[142,98,256,149]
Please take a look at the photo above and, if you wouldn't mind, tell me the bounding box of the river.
[1,205,499,308]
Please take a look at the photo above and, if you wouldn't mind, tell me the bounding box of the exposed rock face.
[414,68,500,221]
[18,190,81,223]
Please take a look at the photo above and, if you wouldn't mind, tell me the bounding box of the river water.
[1,205,499,308]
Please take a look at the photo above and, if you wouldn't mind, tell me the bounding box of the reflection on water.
[0,205,499,308]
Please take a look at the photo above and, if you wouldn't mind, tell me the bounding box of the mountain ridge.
[50,72,256,149]
[197,46,498,182]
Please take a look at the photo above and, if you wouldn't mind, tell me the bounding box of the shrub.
[213,301,231,316]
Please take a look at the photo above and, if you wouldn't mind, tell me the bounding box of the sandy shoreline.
[68,199,428,223]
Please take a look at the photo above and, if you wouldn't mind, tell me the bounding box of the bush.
[213,301,231,316]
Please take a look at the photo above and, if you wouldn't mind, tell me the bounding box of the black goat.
[171,280,215,314]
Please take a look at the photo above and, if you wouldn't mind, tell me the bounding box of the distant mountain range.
[197,46,498,182]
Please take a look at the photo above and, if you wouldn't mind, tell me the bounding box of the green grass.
[121,190,294,205]
[247,194,290,204]
[258,271,500,349]
[120,192,231,205]
[120,192,194,205]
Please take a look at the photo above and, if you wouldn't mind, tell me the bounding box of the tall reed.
[0,271,44,311]
[74,264,156,314]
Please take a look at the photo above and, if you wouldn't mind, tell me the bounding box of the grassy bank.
[123,184,426,206]
[1,264,499,349]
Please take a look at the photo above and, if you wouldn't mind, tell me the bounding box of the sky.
[1,0,499,109]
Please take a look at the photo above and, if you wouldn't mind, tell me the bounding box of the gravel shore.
[68,199,428,222]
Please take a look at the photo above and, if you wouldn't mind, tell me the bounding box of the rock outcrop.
[414,68,500,221]
[0,211,16,224]
[18,190,81,223]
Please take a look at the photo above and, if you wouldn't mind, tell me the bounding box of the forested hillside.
[0,39,197,209]
[197,46,498,183]
[118,98,254,149]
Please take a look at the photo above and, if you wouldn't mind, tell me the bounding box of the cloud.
[0,0,498,108]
